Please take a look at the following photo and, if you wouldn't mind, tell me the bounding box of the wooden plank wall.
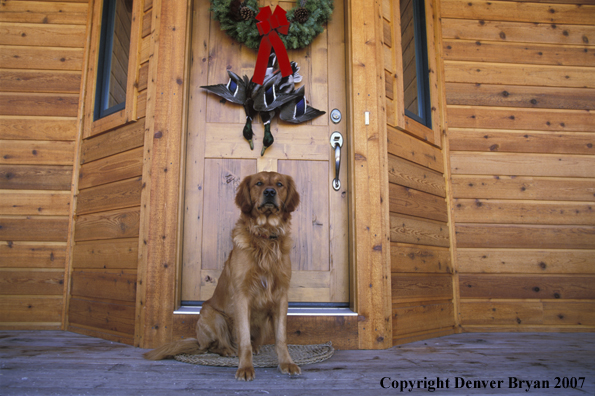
[383,0,456,345]
[441,0,595,332]
[66,0,154,345]
[0,0,89,330]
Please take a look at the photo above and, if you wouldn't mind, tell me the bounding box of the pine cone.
[240,6,256,21]
[293,7,309,24]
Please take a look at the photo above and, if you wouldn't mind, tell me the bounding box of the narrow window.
[400,0,431,128]
[95,0,133,120]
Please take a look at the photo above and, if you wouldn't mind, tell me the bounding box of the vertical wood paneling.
[349,0,393,350]
[443,0,595,333]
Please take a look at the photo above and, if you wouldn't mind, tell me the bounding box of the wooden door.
[181,0,348,304]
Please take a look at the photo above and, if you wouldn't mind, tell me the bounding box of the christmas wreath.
[210,0,334,50]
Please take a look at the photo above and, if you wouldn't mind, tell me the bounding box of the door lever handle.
[330,132,344,191]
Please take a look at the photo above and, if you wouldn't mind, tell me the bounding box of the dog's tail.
[143,338,202,360]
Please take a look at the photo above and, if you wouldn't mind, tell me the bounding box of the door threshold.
[175,306,358,316]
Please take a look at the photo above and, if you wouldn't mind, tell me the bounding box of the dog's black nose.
[264,188,276,197]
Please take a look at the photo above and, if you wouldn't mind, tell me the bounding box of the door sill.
[174,306,358,316]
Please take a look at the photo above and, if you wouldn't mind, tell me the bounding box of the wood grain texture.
[456,224,595,249]
[445,83,595,110]
[460,301,595,327]
[457,249,595,274]
[0,165,72,190]
[454,199,595,225]
[387,154,446,197]
[0,140,75,166]
[447,106,595,132]
[391,242,452,274]
[450,152,595,178]
[349,0,393,349]
[390,213,450,247]
[443,40,595,68]
[0,296,63,323]
[0,93,79,117]
[0,1,88,24]
[449,129,595,155]
[72,239,138,270]
[80,119,145,164]
[0,241,66,269]
[0,117,77,141]
[391,273,453,302]
[0,270,64,295]
[393,302,455,336]
[0,45,84,71]
[441,0,595,25]
[0,70,81,94]
[70,270,137,302]
[0,216,69,241]
[445,61,595,89]
[74,207,140,242]
[76,177,142,215]
[68,298,136,335]
[387,127,444,173]
[451,175,595,201]
[459,274,595,300]
[389,183,448,223]
[440,18,595,45]
[0,190,70,216]
[78,147,143,190]
[138,0,188,349]
[0,23,86,47]
[460,301,544,326]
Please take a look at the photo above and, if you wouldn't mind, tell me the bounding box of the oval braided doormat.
[174,342,334,368]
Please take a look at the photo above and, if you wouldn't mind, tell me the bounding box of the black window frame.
[404,0,432,129]
[94,0,127,120]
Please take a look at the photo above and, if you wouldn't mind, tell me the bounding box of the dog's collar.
[257,233,278,240]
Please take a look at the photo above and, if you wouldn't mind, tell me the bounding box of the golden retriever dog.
[144,171,301,381]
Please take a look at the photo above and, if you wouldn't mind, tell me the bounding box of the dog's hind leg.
[196,302,237,357]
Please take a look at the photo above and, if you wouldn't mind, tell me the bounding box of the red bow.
[253,6,292,85]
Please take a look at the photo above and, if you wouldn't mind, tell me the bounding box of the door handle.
[330,132,344,191]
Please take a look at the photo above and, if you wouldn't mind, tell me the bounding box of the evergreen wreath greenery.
[210,0,334,50]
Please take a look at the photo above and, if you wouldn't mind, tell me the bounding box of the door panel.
[182,0,348,304]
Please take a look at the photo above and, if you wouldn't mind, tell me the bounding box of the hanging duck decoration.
[200,3,328,156]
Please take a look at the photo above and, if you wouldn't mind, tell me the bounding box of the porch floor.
[1,331,593,395]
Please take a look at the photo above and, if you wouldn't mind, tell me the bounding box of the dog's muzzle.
[259,188,279,210]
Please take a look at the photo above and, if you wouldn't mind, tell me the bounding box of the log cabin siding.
[442,0,595,333]
[383,0,456,345]
[0,0,89,330]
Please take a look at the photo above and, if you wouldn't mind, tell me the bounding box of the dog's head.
[235,172,300,217]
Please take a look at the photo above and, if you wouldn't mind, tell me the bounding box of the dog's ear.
[235,175,253,214]
[283,175,300,213]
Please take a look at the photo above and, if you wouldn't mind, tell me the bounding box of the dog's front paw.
[235,366,256,381]
[278,363,301,376]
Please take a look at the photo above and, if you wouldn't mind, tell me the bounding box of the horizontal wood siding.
[0,0,89,330]
[66,0,152,346]
[442,0,595,333]
[384,0,455,346]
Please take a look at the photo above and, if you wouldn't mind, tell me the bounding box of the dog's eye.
[256,181,263,186]
[276,182,283,187]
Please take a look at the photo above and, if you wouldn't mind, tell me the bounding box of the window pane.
[400,0,431,127]
[95,0,133,119]
[108,0,133,108]
[400,0,418,116]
